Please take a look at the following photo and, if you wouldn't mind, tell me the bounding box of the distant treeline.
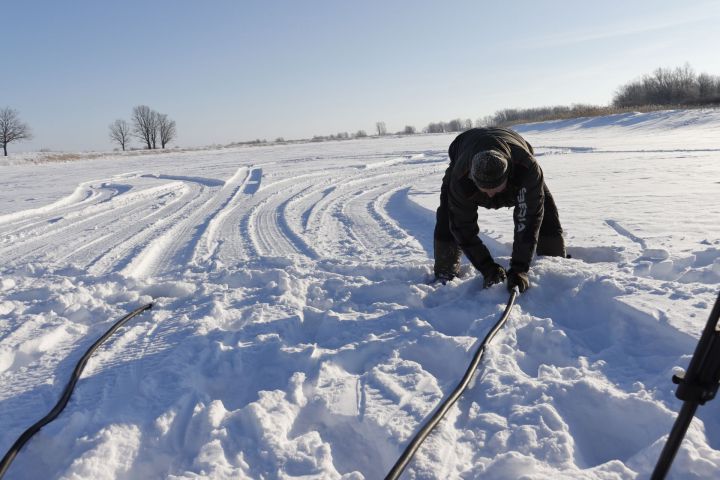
[224,64,720,146]
[234,64,720,145]
[613,64,720,107]
[477,104,629,127]
[478,65,720,127]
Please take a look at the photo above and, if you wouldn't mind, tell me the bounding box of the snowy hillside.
[1,109,719,479]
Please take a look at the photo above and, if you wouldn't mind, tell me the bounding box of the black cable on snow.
[385,288,518,480]
[0,303,153,479]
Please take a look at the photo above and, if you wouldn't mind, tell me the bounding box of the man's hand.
[480,262,507,289]
[507,269,529,293]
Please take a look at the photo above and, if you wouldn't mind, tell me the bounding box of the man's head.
[470,150,509,196]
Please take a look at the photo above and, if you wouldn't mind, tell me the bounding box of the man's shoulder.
[453,128,532,154]
[470,126,526,141]
[453,127,504,141]
[509,155,543,187]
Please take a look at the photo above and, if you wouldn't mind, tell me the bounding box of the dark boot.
[536,235,566,257]
[433,238,462,279]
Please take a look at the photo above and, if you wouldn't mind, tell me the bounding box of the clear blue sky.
[4,0,720,152]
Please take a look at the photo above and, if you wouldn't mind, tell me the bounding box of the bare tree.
[425,122,446,133]
[109,119,132,151]
[697,73,716,99]
[376,121,387,136]
[150,110,159,149]
[157,113,176,149]
[0,107,33,156]
[402,125,416,135]
[697,72,720,103]
[475,115,495,127]
[132,105,159,149]
[446,118,464,132]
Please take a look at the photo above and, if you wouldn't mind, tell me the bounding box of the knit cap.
[470,150,509,189]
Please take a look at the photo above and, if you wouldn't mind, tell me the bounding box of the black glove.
[507,269,529,293]
[479,261,507,289]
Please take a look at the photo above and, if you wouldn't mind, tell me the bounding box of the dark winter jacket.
[443,127,545,273]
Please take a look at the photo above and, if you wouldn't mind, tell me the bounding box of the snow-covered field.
[1,109,719,479]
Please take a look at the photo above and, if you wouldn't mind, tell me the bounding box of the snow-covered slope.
[1,109,719,479]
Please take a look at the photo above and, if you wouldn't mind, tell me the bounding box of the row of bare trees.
[613,65,720,107]
[475,66,720,128]
[424,118,473,134]
[375,122,418,136]
[0,107,33,156]
[109,105,176,151]
[478,104,619,127]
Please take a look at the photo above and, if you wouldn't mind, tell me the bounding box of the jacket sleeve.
[447,131,465,161]
[510,162,544,273]
[447,183,493,271]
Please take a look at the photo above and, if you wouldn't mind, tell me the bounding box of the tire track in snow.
[370,183,427,255]
[341,184,397,259]
[274,185,321,259]
[365,163,443,260]
[303,169,404,259]
[299,187,336,231]
[191,167,251,264]
[0,180,107,228]
[244,172,327,259]
[121,168,251,279]
[55,184,187,266]
[88,180,214,277]
[84,182,212,276]
[77,185,200,274]
[266,174,349,261]
[0,182,187,269]
[0,182,130,242]
[344,175,424,260]
[280,158,435,256]
[191,166,268,265]
[305,166,434,261]
[0,183,130,241]
[383,187,436,258]
[205,165,305,265]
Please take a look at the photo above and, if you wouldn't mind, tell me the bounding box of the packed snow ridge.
[1,109,719,479]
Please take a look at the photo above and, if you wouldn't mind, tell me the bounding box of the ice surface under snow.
[1,109,719,479]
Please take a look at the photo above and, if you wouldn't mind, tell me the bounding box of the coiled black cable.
[385,288,518,479]
[0,303,153,479]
